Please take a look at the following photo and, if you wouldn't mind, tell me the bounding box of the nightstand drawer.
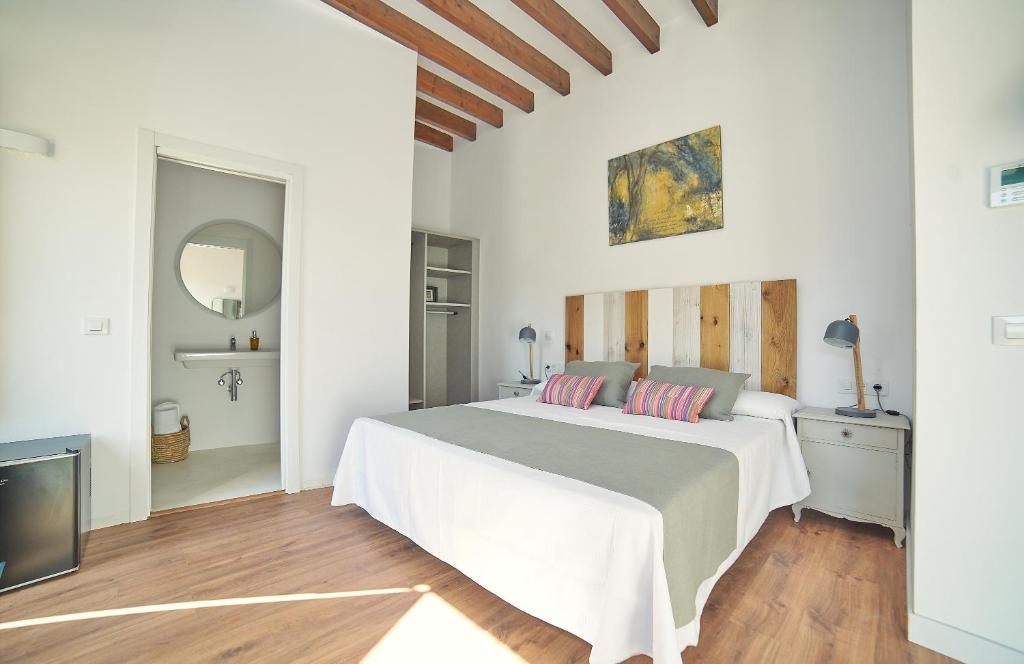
[799,418,898,450]
[802,440,897,521]
[498,385,532,399]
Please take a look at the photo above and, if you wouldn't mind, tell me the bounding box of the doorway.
[149,159,284,511]
[129,132,303,521]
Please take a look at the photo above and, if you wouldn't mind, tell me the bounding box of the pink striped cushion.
[622,378,715,423]
[538,374,606,409]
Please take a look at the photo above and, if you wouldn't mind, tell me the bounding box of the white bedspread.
[332,396,810,663]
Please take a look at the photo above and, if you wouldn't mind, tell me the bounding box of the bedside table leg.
[892,526,906,548]
[792,504,803,523]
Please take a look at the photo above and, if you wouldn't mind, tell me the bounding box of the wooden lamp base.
[521,342,541,384]
[837,313,876,418]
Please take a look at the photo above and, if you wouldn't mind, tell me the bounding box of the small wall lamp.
[0,129,52,157]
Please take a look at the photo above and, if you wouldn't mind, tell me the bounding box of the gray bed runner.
[372,405,739,627]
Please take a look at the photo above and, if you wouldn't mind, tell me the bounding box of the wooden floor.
[0,489,955,664]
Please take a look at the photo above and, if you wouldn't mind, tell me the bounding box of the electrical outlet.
[838,378,889,396]
[544,362,564,377]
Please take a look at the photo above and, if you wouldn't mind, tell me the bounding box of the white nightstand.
[497,381,536,399]
[792,407,910,547]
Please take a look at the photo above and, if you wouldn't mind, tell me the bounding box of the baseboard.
[302,475,335,492]
[908,612,1024,663]
[90,512,130,531]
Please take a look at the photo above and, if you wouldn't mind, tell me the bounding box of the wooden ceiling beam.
[415,97,477,141]
[601,0,659,53]
[417,67,503,128]
[510,0,613,76]
[415,121,454,151]
[418,0,570,96]
[690,0,718,27]
[321,0,534,112]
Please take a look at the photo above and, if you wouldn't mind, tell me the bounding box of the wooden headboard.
[565,279,797,397]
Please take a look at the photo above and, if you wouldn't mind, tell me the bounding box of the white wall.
[0,0,416,527]
[909,0,1024,659]
[412,143,453,232]
[152,160,283,452]
[450,0,914,411]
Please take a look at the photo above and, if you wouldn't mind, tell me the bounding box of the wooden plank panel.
[416,67,503,128]
[510,0,613,75]
[414,121,454,151]
[601,0,659,53]
[646,288,674,369]
[700,283,730,371]
[582,292,605,361]
[564,295,584,365]
[761,279,797,397]
[730,281,762,390]
[321,0,535,112]
[603,291,625,361]
[691,0,719,27]
[418,0,570,96]
[672,285,701,368]
[415,97,476,141]
[624,290,648,379]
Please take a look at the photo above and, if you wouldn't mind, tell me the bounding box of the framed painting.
[608,125,723,245]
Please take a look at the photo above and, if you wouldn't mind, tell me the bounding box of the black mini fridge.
[0,434,91,593]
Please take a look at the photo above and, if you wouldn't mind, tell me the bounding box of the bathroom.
[149,158,283,512]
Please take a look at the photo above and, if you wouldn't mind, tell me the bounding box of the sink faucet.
[217,369,243,402]
[230,336,237,351]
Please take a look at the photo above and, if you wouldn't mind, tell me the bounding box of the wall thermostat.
[990,160,1024,208]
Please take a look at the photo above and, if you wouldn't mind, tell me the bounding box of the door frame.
[129,130,304,521]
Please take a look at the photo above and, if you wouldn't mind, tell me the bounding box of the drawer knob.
[841,428,853,439]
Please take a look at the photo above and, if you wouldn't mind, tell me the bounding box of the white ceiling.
[379,0,706,140]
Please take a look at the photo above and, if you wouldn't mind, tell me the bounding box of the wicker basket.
[152,415,190,463]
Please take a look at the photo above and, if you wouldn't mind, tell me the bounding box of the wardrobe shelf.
[426,266,472,278]
[426,301,471,308]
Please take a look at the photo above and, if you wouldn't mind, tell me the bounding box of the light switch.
[993,316,1024,345]
[83,317,109,335]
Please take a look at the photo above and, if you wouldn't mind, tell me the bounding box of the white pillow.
[732,390,802,421]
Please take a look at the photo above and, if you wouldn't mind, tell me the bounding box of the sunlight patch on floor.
[0,586,419,631]
[361,592,527,663]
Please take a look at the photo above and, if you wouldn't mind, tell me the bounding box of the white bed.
[332,389,810,663]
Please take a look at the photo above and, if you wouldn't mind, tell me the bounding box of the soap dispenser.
[249,330,260,351]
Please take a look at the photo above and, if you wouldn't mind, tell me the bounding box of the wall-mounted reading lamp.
[0,129,52,157]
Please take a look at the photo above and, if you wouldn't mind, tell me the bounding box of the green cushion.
[646,366,750,421]
[565,360,639,408]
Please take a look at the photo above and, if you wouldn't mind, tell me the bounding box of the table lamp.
[823,314,876,418]
[518,324,541,384]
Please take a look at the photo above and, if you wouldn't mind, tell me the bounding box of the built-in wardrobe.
[410,230,479,409]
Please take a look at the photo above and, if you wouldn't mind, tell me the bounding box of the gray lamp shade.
[823,318,859,348]
[518,325,537,344]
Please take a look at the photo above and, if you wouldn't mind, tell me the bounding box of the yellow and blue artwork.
[608,125,723,245]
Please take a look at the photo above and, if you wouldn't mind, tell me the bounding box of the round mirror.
[176,220,282,319]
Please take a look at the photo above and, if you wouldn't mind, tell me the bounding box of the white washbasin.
[174,349,280,369]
